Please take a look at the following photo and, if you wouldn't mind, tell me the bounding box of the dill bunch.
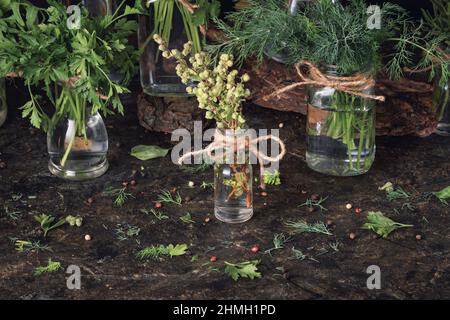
[208,0,406,75]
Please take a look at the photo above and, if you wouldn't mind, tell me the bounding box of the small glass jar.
[306,71,376,176]
[0,78,7,127]
[138,1,196,96]
[213,129,253,223]
[433,71,450,136]
[47,89,109,180]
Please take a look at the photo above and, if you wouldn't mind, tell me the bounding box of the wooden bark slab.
[137,94,205,133]
[245,58,438,137]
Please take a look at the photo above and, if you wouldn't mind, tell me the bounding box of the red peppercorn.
[210,256,217,262]
[154,202,162,209]
[355,208,363,214]
[415,234,422,241]
[122,181,129,187]
[251,245,259,253]
[260,191,268,197]
[349,232,356,240]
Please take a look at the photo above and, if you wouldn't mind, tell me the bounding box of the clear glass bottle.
[47,94,109,180]
[214,130,253,223]
[433,71,450,136]
[138,0,196,96]
[0,78,7,127]
[306,70,376,176]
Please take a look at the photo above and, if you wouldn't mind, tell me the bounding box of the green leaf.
[362,211,413,238]
[167,244,188,257]
[130,145,170,161]
[432,186,450,200]
[224,260,261,281]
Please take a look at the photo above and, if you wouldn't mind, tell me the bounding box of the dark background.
[27,1,433,18]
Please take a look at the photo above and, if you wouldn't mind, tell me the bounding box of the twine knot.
[263,60,385,102]
[177,129,287,189]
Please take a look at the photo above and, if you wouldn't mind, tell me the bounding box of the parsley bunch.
[0,0,142,132]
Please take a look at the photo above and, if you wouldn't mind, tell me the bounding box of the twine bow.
[177,129,287,189]
[263,60,385,102]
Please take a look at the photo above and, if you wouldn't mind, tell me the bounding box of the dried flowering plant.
[153,34,251,130]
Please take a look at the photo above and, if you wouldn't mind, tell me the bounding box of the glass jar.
[0,78,6,127]
[138,0,199,96]
[213,129,253,223]
[47,88,109,180]
[306,75,376,176]
[433,71,450,136]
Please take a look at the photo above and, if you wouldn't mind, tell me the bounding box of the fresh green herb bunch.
[147,0,220,54]
[209,0,406,76]
[422,0,450,46]
[153,34,251,129]
[386,20,450,88]
[0,0,142,130]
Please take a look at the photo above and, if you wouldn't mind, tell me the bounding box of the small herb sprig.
[136,244,188,260]
[34,259,62,276]
[263,170,281,186]
[362,211,413,238]
[299,196,328,211]
[155,189,182,206]
[140,208,169,221]
[286,220,333,236]
[34,214,66,237]
[224,260,261,281]
[13,239,51,253]
[103,186,134,207]
[264,233,291,255]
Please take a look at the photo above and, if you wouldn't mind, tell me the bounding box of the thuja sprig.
[153,34,251,130]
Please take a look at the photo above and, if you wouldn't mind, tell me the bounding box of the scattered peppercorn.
[415,234,422,241]
[278,123,284,128]
[210,256,217,262]
[349,233,356,240]
[345,203,352,210]
[122,181,129,187]
[0,161,7,169]
[154,202,162,209]
[251,245,259,253]
[260,191,268,197]
[84,234,92,241]
[204,217,210,223]
[87,197,94,204]
[355,208,363,214]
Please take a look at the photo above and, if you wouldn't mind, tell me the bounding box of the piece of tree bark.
[137,94,205,133]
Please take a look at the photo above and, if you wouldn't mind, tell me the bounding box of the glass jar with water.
[306,69,376,176]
